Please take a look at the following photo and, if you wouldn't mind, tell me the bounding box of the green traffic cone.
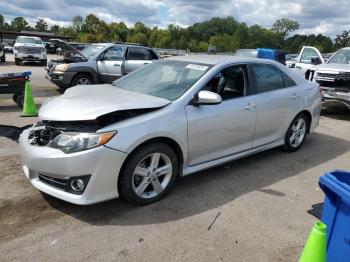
[299,221,327,262]
[21,80,38,117]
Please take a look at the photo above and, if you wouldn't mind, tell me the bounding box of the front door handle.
[244,102,256,111]
[114,63,121,66]
[296,66,302,69]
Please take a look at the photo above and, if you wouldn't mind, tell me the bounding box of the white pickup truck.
[305,47,350,110]
[13,36,47,66]
[286,46,324,73]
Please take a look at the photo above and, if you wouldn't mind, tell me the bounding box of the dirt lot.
[0,56,350,261]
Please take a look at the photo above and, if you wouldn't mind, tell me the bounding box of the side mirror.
[99,55,106,62]
[194,90,222,106]
[311,57,322,65]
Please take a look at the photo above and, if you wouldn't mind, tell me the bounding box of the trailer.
[0,71,31,108]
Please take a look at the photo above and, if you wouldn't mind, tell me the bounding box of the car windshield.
[113,60,211,100]
[327,50,350,64]
[17,37,42,45]
[80,45,106,59]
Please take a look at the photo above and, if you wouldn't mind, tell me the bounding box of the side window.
[103,46,124,61]
[149,49,159,60]
[282,72,296,88]
[127,47,151,60]
[203,65,247,100]
[252,64,284,93]
[300,48,320,64]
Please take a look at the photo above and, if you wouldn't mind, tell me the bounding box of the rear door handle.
[296,66,302,69]
[114,63,120,66]
[244,103,256,111]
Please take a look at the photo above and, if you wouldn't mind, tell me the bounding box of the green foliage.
[0,13,340,54]
[35,19,48,32]
[10,17,29,32]
[272,18,299,38]
[335,30,350,49]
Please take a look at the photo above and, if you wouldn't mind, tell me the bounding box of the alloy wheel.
[132,153,173,199]
[289,118,306,148]
[76,78,91,85]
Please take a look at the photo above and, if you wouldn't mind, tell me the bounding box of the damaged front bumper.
[321,87,350,109]
[19,128,128,205]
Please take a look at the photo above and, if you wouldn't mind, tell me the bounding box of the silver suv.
[46,40,160,89]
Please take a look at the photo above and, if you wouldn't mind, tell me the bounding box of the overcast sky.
[1,0,349,38]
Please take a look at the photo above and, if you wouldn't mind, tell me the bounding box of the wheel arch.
[296,109,312,133]
[117,136,184,192]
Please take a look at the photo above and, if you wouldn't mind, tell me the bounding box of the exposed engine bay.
[28,108,157,146]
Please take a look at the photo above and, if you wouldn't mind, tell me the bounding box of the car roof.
[166,55,266,65]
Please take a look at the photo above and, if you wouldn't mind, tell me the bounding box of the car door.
[250,63,303,148]
[124,47,155,74]
[185,65,258,166]
[295,46,324,74]
[97,46,125,83]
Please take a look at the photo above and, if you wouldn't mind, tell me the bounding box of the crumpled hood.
[39,84,171,121]
[313,63,350,73]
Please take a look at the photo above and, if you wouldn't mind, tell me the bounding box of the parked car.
[13,36,47,66]
[287,46,324,73]
[306,47,350,110]
[1,42,14,53]
[46,39,160,89]
[234,48,286,64]
[208,46,217,54]
[0,43,5,62]
[233,49,258,58]
[19,55,322,205]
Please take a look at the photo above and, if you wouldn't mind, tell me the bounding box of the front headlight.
[48,131,116,153]
[54,64,70,72]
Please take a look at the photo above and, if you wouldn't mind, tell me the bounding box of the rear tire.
[119,143,179,205]
[71,73,93,87]
[283,113,308,152]
[15,58,21,65]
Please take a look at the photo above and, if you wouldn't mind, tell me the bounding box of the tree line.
[1,14,349,54]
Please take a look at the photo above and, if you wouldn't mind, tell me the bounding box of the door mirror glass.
[195,90,222,105]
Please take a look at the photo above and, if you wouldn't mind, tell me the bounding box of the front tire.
[283,113,308,152]
[71,73,93,87]
[119,143,179,205]
[15,58,21,65]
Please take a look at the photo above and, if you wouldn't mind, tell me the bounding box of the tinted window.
[103,46,125,61]
[203,65,247,100]
[252,64,284,93]
[127,47,151,60]
[149,49,159,60]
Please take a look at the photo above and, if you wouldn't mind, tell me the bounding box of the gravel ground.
[0,57,350,261]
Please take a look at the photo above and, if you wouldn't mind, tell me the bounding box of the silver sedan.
[19,55,322,205]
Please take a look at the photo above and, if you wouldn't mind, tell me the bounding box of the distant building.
[0,30,71,44]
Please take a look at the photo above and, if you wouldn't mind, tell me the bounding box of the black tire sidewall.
[284,113,308,152]
[119,143,179,205]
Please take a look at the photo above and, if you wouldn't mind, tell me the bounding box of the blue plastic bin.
[319,170,350,262]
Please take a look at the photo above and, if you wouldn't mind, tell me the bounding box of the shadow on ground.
[40,132,349,226]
